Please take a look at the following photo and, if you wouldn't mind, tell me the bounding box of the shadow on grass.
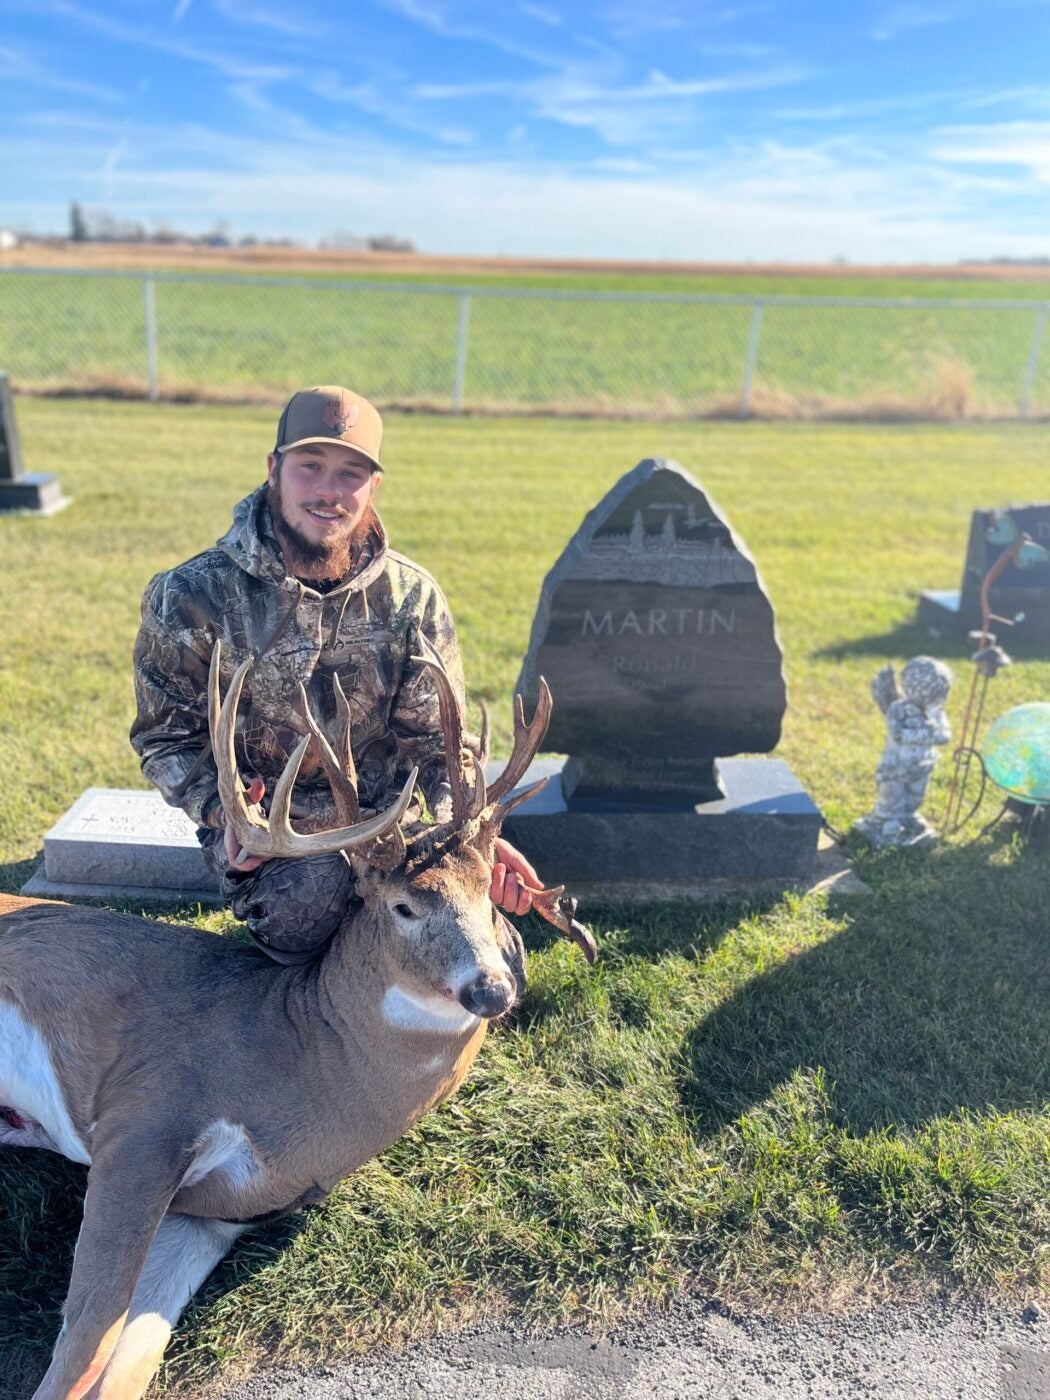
[680,836,1050,1138]
[0,1145,308,1398]
[812,616,1049,665]
[0,857,41,899]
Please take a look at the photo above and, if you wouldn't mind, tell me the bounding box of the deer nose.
[459,973,515,1019]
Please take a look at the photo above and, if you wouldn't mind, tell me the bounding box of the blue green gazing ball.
[981,703,1050,805]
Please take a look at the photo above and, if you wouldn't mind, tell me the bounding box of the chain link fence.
[2,266,1049,420]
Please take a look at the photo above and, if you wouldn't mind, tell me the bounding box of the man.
[131,384,539,963]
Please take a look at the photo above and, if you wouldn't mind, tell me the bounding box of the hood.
[216,484,389,596]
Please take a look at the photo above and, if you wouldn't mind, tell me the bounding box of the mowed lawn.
[3,263,1050,412]
[0,399,1048,1391]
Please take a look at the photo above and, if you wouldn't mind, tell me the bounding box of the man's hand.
[222,776,268,873]
[490,838,540,916]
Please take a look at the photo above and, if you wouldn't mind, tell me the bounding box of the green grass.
[3,265,1050,414]
[1,399,1048,1391]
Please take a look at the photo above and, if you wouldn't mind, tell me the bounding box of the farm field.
[3,254,1050,417]
[1,400,1048,1392]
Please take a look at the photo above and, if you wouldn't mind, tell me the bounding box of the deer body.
[0,646,593,1400]
[1,896,486,1227]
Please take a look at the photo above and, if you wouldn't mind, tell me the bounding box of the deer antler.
[209,643,417,860]
[412,633,486,828]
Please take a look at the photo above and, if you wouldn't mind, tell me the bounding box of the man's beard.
[267,475,373,581]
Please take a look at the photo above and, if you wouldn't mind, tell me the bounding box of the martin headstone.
[506,458,824,897]
[919,503,1050,647]
[518,457,786,804]
[0,371,71,516]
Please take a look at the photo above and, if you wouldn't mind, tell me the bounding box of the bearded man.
[131,385,538,963]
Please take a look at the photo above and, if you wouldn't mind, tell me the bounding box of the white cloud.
[7,108,1049,262]
[0,40,124,101]
[212,0,329,40]
[930,121,1050,183]
[869,3,956,42]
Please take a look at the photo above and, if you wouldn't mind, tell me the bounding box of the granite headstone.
[0,371,71,516]
[919,503,1050,647]
[506,457,823,896]
[517,457,787,804]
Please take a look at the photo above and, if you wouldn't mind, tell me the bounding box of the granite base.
[0,473,71,516]
[918,588,1050,646]
[497,756,825,890]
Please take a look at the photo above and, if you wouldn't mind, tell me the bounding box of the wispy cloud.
[172,0,192,21]
[869,3,956,42]
[0,40,124,101]
[212,0,329,41]
[929,120,1050,182]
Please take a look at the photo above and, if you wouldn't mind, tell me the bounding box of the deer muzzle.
[459,971,516,1019]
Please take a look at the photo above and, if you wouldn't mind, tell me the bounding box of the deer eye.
[393,902,418,920]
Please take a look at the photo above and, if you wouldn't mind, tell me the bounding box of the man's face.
[266,442,380,575]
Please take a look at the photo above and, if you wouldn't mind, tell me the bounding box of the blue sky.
[4,0,1050,261]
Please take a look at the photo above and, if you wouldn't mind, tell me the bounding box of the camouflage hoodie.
[131,485,470,831]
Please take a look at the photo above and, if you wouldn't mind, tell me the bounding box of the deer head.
[209,641,595,1022]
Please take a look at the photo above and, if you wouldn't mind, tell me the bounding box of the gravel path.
[212,1298,1049,1400]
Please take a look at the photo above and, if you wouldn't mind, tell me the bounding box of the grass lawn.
[0,398,1048,1391]
[3,264,1050,414]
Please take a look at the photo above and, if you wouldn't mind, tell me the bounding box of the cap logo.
[322,396,359,435]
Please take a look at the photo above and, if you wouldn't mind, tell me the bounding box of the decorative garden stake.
[944,511,1050,835]
[853,656,953,849]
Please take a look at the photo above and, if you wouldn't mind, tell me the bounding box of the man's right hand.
[222,776,268,872]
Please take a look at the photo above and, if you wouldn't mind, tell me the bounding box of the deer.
[0,640,596,1400]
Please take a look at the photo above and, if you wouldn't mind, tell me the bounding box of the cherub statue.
[853,656,953,849]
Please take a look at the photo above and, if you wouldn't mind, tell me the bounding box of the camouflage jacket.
[131,485,470,831]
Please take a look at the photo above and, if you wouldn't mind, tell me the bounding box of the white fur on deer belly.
[0,999,91,1164]
[381,985,479,1035]
[181,1119,260,1191]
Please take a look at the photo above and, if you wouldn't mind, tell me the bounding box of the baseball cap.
[274,386,383,471]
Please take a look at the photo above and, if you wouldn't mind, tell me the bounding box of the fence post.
[143,278,159,402]
[739,300,764,418]
[1018,303,1048,417]
[452,294,471,411]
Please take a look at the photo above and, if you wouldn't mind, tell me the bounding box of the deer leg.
[31,1136,185,1400]
[86,1214,245,1400]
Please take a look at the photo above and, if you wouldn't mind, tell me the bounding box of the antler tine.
[210,645,270,857]
[484,677,553,808]
[209,641,418,859]
[294,676,360,826]
[412,634,476,827]
[478,700,491,769]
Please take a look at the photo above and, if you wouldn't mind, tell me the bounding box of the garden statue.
[853,656,953,849]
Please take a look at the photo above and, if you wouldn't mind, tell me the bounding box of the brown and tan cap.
[274,385,383,471]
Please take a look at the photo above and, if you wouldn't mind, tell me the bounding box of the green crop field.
[0,399,1048,1394]
[2,262,1049,417]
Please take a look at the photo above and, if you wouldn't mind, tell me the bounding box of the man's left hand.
[490,838,541,916]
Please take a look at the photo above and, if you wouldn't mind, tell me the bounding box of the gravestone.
[519,458,786,804]
[0,371,71,515]
[919,503,1050,647]
[21,788,220,905]
[508,458,824,894]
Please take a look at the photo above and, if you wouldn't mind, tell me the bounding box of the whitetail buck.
[0,641,595,1400]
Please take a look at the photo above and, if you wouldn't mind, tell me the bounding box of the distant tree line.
[66,203,414,252]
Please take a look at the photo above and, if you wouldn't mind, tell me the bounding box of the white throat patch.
[381,984,479,1035]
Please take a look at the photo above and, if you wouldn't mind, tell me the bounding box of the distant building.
[0,230,18,251]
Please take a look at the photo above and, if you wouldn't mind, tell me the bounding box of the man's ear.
[370,472,382,499]
[266,452,279,487]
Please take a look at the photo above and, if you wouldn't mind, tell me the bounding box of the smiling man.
[131,385,537,964]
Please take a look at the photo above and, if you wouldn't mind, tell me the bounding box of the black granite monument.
[502,458,822,896]
[0,372,70,516]
[919,503,1050,648]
